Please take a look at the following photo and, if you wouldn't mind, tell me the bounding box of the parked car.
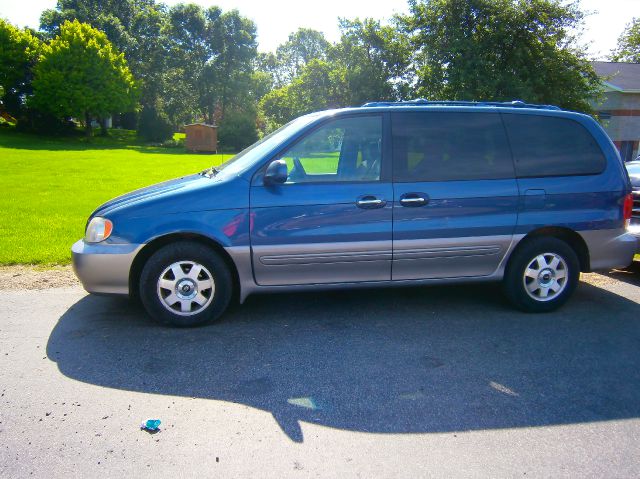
[72,100,637,326]
[625,159,640,242]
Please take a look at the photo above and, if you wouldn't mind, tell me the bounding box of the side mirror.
[263,159,288,185]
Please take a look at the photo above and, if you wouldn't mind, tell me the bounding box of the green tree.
[40,0,161,60]
[260,59,348,128]
[212,10,258,118]
[400,0,600,113]
[0,20,40,117]
[274,28,330,85]
[332,18,411,105]
[164,3,211,124]
[40,0,168,110]
[611,18,640,62]
[164,5,258,125]
[31,20,137,136]
[259,20,410,129]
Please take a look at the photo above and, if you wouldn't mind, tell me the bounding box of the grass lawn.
[0,129,235,266]
[283,151,341,174]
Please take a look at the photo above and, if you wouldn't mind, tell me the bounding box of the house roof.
[592,61,640,92]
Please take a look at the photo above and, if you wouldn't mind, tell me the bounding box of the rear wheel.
[503,237,580,313]
[139,241,232,327]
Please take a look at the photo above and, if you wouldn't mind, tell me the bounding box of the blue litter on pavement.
[141,419,161,432]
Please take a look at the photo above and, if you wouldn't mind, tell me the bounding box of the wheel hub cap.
[538,268,555,287]
[176,279,197,300]
[156,261,215,316]
[523,252,568,302]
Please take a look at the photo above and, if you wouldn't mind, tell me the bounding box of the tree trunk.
[99,117,108,136]
[84,112,92,137]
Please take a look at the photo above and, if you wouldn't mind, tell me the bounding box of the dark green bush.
[218,110,258,152]
[137,107,173,142]
[117,111,138,130]
[15,109,78,135]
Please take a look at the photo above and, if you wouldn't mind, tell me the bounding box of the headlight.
[85,217,113,243]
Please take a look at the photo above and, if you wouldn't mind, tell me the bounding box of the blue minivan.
[72,100,637,326]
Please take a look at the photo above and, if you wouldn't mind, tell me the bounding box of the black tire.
[139,241,233,327]
[503,237,580,313]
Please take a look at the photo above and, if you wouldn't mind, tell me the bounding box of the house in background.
[592,61,640,162]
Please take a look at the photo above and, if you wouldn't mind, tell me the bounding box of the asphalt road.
[1,269,640,478]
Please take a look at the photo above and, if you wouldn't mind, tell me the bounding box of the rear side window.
[502,114,606,177]
[392,112,514,182]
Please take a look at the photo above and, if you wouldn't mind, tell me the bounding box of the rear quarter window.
[502,114,606,178]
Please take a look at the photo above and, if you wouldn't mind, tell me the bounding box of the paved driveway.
[1,270,640,478]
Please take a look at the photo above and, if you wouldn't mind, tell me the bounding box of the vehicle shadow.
[603,261,640,287]
[47,280,640,442]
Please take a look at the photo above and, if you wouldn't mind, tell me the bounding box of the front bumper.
[71,240,144,295]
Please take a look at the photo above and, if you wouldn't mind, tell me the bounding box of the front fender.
[109,208,252,248]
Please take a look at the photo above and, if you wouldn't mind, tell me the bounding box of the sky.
[1,0,639,58]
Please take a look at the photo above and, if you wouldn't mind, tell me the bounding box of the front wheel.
[139,241,232,327]
[503,237,580,313]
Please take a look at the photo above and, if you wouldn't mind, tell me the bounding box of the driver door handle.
[356,195,386,209]
[399,193,428,207]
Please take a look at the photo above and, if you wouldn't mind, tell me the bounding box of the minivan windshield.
[209,113,323,179]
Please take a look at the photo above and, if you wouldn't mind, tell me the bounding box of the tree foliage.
[260,28,330,87]
[39,1,260,138]
[137,105,173,142]
[162,4,258,134]
[611,17,640,63]
[0,20,40,116]
[31,20,137,135]
[260,19,410,129]
[260,59,347,128]
[1,0,611,141]
[399,0,601,113]
[334,18,411,105]
[41,0,169,108]
[218,107,259,151]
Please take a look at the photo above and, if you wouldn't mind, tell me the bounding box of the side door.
[250,114,393,286]
[391,110,519,280]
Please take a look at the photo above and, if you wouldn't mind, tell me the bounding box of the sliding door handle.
[399,193,428,207]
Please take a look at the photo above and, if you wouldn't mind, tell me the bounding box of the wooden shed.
[184,123,218,153]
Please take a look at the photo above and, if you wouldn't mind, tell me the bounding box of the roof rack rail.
[361,99,562,111]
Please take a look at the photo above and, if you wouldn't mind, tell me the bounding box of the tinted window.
[279,116,382,183]
[392,112,514,182]
[502,114,606,177]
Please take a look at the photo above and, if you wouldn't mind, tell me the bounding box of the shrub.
[218,110,258,152]
[137,106,173,142]
[31,20,137,136]
[15,109,78,135]
[117,111,138,130]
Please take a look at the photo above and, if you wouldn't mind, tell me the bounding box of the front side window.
[279,116,382,183]
[392,112,514,182]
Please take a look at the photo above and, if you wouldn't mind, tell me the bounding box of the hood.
[90,172,246,220]
[91,174,202,218]
[626,161,640,189]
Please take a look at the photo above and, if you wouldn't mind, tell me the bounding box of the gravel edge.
[0,265,80,290]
